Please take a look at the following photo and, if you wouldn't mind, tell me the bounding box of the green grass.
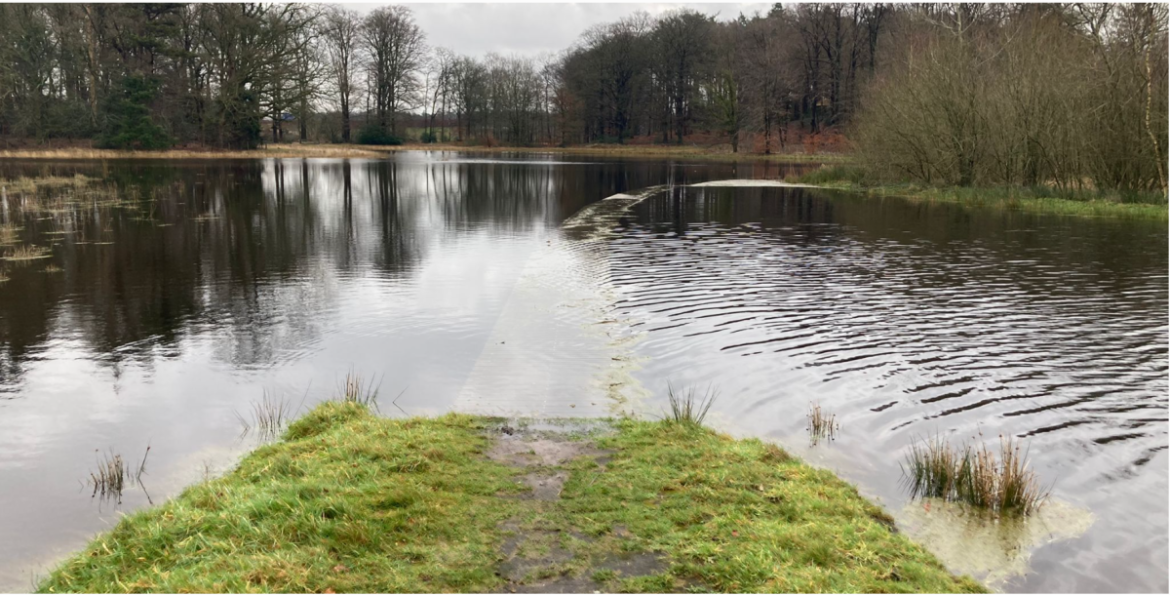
[38,402,983,593]
[792,166,1169,220]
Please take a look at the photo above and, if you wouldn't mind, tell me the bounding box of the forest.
[0,3,1166,192]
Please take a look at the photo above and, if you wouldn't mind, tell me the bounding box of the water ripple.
[602,186,1168,591]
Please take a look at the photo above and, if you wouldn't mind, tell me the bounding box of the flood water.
[0,154,1164,592]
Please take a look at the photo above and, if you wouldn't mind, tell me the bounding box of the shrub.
[796,164,869,186]
[356,125,403,146]
[97,76,172,150]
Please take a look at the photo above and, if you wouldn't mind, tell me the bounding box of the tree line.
[0,3,1164,192]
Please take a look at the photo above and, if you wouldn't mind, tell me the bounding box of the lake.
[0,153,1164,592]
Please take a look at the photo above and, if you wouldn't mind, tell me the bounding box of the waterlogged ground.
[0,154,1165,592]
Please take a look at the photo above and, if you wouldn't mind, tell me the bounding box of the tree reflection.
[0,155,748,382]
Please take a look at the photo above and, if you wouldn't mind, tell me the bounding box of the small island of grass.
[38,402,982,594]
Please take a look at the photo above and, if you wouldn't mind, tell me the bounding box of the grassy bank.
[794,165,1169,220]
[0,143,844,164]
[38,402,981,593]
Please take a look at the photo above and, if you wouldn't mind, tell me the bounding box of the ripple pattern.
[604,186,1168,591]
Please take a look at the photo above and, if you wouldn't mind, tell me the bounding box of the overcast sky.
[346,3,774,58]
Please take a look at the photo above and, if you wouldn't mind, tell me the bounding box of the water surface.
[0,153,802,589]
[608,186,1167,592]
[0,155,1164,592]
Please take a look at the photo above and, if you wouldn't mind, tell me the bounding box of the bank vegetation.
[0,3,1165,199]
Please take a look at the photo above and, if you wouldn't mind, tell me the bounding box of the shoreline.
[790,166,1168,220]
[0,143,845,163]
[36,402,983,593]
[811,181,1169,220]
[3,145,1162,220]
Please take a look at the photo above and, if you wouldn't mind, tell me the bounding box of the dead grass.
[0,144,847,163]
[3,244,50,262]
[0,174,95,194]
[0,146,389,160]
[87,446,149,503]
[806,401,839,446]
[0,224,21,246]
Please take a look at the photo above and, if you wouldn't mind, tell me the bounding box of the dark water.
[0,155,1164,592]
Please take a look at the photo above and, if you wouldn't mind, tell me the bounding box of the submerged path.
[453,187,668,418]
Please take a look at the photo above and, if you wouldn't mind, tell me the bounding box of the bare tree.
[423,48,454,142]
[651,9,714,144]
[361,5,426,136]
[321,6,361,142]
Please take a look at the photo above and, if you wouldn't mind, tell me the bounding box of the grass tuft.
[902,434,960,499]
[87,446,149,503]
[0,223,21,246]
[237,390,292,442]
[87,451,127,500]
[3,244,50,262]
[339,370,381,409]
[664,383,716,428]
[902,433,1048,515]
[806,402,839,446]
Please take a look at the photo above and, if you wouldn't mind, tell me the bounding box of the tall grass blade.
[339,369,381,410]
[664,382,717,428]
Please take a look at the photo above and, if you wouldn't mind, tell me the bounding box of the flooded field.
[0,153,1164,592]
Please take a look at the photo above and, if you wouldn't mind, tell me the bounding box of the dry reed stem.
[807,402,839,446]
[902,432,1048,515]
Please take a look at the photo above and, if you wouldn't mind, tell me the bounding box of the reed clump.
[664,383,717,428]
[88,451,126,499]
[0,224,21,246]
[807,401,839,446]
[3,244,50,261]
[0,174,95,195]
[340,370,381,409]
[902,433,1048,515]
[237,391,292,441]
[87,446,149,502]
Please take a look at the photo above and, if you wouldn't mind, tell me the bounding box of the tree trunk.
[83,6,99,126]
[764,117,772,155]
[1144,8,1167,194]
